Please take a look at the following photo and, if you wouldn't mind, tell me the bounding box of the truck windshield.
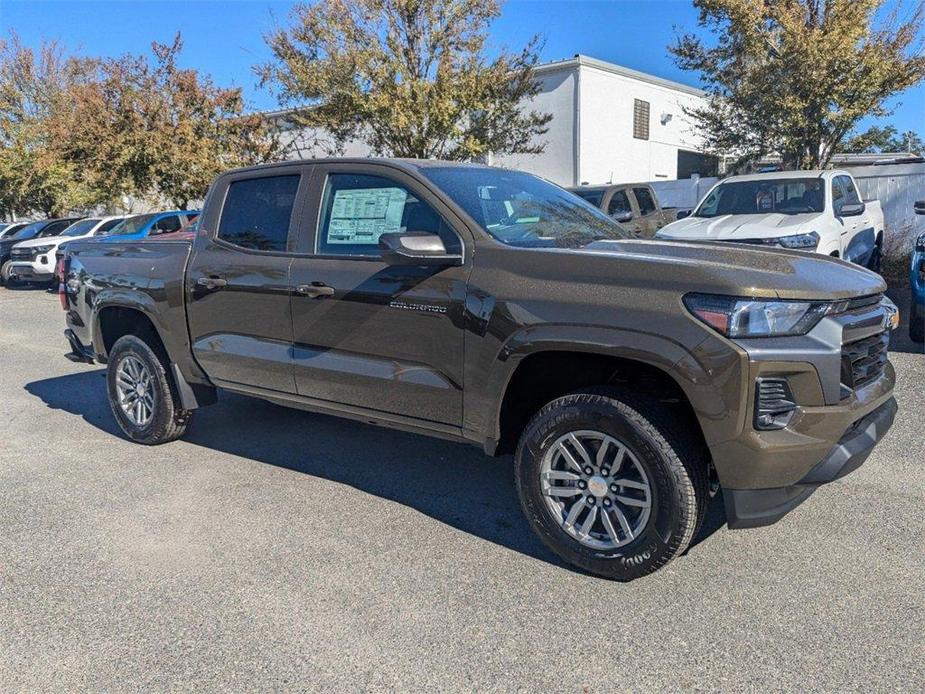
[8,221,44,240]
[695,178,825,217]
[572,189,605,207]
[421,168,628,248]
[108,213,156,235]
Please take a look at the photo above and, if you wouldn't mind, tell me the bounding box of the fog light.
[754,378,796,430]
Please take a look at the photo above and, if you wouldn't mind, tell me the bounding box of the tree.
[258,0,551,160]
[843,124,924,153]
[140,34,283,209]
[671,0,925,169]
[0,34,100,216]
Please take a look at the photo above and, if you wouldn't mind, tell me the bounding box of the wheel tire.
[911,303,924,343]
[515,388,708,581]
[106,334,192,445]
[867,243,882,274]
[1,261,17,287]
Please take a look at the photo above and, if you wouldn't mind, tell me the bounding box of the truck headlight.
[777,232,820,250]
[32,244,55,254]
[683,293,832,337]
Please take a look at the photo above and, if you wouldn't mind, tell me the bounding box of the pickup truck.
[569,182,676,237]
[60,159,898,581]
[656,170,885,271]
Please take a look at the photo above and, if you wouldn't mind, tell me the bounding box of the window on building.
[633,99,650,140]
[217,175,300,251]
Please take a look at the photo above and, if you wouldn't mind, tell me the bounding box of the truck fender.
[468,323,744,452]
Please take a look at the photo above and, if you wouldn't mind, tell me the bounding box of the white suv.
[7,216,125,285]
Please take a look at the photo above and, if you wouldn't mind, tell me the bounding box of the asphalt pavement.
[1,285,922,691]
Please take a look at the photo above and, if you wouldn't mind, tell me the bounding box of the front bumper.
[8,259,55,282]
[724,397,897,527]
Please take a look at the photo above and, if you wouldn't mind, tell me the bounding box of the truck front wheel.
[515,388,707,580]
[106,335,192,444]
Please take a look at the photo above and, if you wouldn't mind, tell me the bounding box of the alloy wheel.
[115,355,155,427]
[539,430,652,549]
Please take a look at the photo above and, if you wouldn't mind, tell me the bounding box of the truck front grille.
[841,331,889,392]
[10,247,35,260]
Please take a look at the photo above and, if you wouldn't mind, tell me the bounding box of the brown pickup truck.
[60,159,897,581]
[569,182,677,237]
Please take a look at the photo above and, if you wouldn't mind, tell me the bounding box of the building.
[492,55,715,187]
[272,54,716,187]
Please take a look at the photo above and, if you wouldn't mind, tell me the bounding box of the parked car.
[0,221,32,239]
[570,182,676,237]
[102,210,199,242]
[8,216,125,286]
[910,200,925,343]
[656,170,885,271]
[60,159,897,581]
[0,218,82,285]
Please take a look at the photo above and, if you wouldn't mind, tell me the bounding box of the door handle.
[196,276,228,290]
[295,282,335,298]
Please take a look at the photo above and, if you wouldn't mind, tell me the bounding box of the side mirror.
[379,232,462,267]
[676,209,692,220]
[611,210,633,224]
[914,200,925,215]
[839,202,865,217]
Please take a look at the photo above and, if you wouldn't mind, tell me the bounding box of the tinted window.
[633,187,656,216]
[151,215,181,235]
[833,175,860,214]
[421,167,628,249]
[61,219,101,237]
[695,178,824,217]
[40,220,76,237]
[573,190,604,207]
[608,190,632,216]
[317,173,461,257]
[9,221,44,240]
[110,214,156,235]
[97,218,125,233]
[218,175,300,252]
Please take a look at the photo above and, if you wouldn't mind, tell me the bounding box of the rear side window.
[97,218,124,233]
[151,215,181,235]
[607,190,632,216]
[633,187,656,216]
[316,173,460,257]
[218,175,300,252]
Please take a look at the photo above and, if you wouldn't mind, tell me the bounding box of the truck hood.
[12,235,84,250]
[657,212,821,240]
[574,238,885,301]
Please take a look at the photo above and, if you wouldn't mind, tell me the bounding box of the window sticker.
[327,187,407,244]
[756,190,774,211]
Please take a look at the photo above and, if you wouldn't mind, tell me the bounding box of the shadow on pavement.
[25,368,727,574]
[886,284,925,355]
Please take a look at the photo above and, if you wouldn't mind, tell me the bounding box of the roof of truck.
[221,158,503,177]
[721,169,850,183]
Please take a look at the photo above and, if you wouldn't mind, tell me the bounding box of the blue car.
[101,210,200,242]
[911,200,925,343]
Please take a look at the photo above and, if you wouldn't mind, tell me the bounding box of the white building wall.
[491,67,577,186]
[577,64,706,186]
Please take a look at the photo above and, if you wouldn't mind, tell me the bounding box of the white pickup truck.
[656,170,884,271]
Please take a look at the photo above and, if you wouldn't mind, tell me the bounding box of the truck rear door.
[287,162,469,426]
[185,165,310,393]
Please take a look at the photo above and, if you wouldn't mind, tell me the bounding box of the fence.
[650,176,718,210]
[845,162,925,246]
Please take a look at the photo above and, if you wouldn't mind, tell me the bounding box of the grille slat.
[841,331,888,392]
[10,247,35,260]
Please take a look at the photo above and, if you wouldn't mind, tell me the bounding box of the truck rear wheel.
[514,388,707,581]
[106,335,192,445]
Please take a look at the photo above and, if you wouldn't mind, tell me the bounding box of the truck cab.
[569,182,675,237]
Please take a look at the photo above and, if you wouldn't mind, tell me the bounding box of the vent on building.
[633,99,650,140]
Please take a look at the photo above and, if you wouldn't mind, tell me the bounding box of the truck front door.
[186,166,309,393]
[288,163,469,426]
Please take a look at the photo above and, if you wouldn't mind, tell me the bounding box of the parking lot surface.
[1,286,923,691]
